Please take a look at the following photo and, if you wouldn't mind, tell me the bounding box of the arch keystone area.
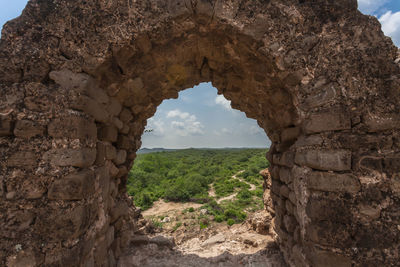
[1,0,400,266]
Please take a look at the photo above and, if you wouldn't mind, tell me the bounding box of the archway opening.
[120,82,286,265]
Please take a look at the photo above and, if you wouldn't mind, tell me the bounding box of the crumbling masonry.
[0,0,399,266]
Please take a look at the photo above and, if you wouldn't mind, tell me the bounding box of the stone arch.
[1,0,400,266]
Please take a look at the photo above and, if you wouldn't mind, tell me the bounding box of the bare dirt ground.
[118,171,285,266]
[142,200,203,217]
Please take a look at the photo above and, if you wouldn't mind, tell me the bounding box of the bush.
[227,219,235,226]
[214,215,224,222]
[188,207,195,212]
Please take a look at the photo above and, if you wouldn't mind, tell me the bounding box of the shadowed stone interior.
[0,0,399,266]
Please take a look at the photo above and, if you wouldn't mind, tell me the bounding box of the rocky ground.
[117,176,286,267]
[117,208,286,267]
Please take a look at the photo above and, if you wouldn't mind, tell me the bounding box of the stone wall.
[1,0,399,266]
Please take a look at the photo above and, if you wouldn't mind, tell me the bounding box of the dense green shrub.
[127,148,269,210]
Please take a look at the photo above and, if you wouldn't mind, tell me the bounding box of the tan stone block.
[281,127,301,142]
[14,120,45,139]
[45,148,96,168]
[48,116,97,140]
[48,170,95,200]
[0,117,13,136]
[72,95,110,123]
[98,125,118,142]
[119,108,133,123]
[295,150,351,171]
[280,185,290,198]
[8,151,38,169]
[308,249,351,267]
[113,150,127,165]
[303,112,351,134]
[306,171,361,193]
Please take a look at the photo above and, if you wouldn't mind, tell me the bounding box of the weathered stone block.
[306,171,360,193]
[281,127,301,142]
[6,249,37,267]
[283,215,297,233]
[302,86,337,110]
[114,149,127,165]
[48,116,97,140]
[305,221,351,247]
[119,108,133,123]
[271,180,282,196]
[117,135,133,150]
[107,97,122,117]
[288,191,296,205]
[95,142,107,166]
[98,125,118,142]
[0,117,13,136]
[308,249,351,267]
[35,204,94,241]
[306,197,351,223]
[364,113,400,132]
[106,160,119,177]
[303,112,351,134]
[49,69,89,90]
[96,166,110,204]
[48,170,95,200]
[280,185,290,198]
[14,120,45,139]
[110,201,129,223]
[112,117,124,130]
[72,96,110,123]
[358,204,381,221]
[94,236,108,267]
[8,151,38,169]
[294,135,323,148]
[279,167,292,184]
[384,156,400,174]
[273,151,295,168]
[359,156,383,172]
[0,176,4,197]
[285,200,294,215]
[106,144,117,160]
[270,166,280,180]
[117,166,128,178]
[295,150,352,171]
[45,148,96,168]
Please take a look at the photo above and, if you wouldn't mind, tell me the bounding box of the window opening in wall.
[122,83,284,265]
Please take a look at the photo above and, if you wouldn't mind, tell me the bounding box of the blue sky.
[1,1,399,148]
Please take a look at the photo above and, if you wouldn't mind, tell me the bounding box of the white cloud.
[145,118,165,136]
[249,125,264,135]
[379,11,400,46]
[167,110,205,136]
[171,121,185,129]
[358,0,389,15]
[214,128,233,136]
[215,95,232,110]
[167,109,191,120]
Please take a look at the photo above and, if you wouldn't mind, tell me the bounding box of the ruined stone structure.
[1,0,399,266]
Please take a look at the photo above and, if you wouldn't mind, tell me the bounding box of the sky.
[1,1,399,149]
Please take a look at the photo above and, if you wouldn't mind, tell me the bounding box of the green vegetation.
[127,148,269,225]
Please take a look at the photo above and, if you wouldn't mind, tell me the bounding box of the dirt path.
[142,199,203,217]
[210,170,257,204]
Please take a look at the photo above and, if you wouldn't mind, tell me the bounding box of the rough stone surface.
[48,170,95,200]
[1,0,400,266]
[45,148,97,168]
[306,172,361,193]
[48,116,97,140]
[295,150,352,171]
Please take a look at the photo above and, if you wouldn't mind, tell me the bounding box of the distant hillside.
[137,148,178,154]
[137,147,268,154]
